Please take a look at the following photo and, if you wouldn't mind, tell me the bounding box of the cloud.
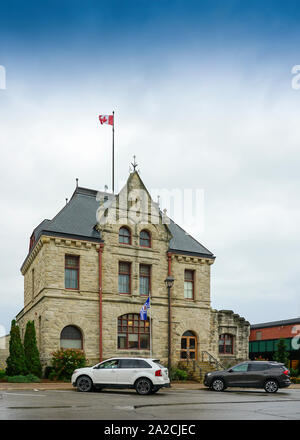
[0,45,300,332]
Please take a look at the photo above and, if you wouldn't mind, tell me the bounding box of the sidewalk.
[0,381,299,391]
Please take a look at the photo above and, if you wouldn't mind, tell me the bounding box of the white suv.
[71,358,170,395]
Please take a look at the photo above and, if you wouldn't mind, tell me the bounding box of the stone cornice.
[170,253,214,265]
[21,235,101,275]
[20,236,48,275]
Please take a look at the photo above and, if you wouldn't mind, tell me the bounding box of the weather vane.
[131,155,138,171]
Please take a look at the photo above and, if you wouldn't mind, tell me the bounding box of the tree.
[273,338,290,366]
[24,321,42,378]
[6,320,27,376]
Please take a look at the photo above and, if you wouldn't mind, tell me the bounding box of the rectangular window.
[184,270,194,299]
[118,262,131,294]
[65,255,79,289]
[256,331,262,340]
[140,264,151,295]
[219,334,234,354]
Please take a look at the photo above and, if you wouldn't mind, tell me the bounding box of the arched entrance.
[180,331,197,360]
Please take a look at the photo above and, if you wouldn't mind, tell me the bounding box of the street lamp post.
[164,275,175,378]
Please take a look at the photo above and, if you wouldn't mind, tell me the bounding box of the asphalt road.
[0,388,299,420]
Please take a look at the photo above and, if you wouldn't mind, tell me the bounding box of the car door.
[226,363,250,386]
[247,362,268,386]
[118,359,152,384]
[92,359,119,385]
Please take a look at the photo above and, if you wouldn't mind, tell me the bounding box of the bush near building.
[24,321,42,378]
[170,367,188,381]
[50,348,87,381]
[6,374,41,383]
[6,320,27,376]
[273,338,290,366]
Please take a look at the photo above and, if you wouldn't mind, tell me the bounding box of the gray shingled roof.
[251,317,300,329]
[33,187,101,242]
[24,186,214,267]
[168,218,214,257]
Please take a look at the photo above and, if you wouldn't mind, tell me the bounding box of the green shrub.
[170,367,188,381]
[44,366,53,379]
[290,368,299,377]
[7,374,40,383]
[50,348,86,381]
[6,320,27,376]
[273,339,290,366]
[24,321,42,378]
[0,370,7,381]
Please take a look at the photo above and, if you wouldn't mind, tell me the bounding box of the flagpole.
[112,110,115,194]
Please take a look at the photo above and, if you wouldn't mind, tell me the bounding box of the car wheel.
[264,379,278,393]
[135,378,153,395]
[211,378,225,392]
[150,386,160,394]
[77,375,93,392]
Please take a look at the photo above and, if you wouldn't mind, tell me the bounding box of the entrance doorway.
[180,331,197,360]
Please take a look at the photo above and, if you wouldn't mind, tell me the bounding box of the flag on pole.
[140,296,150,321]
[99,114,114,125]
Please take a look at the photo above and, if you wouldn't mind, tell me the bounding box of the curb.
[0,383,299,391]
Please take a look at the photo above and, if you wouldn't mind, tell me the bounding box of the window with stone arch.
[118,313,150,350]
[119,226,131,245]
[139,229,151,248]
[60,325,83,349]
[219,333,234,354]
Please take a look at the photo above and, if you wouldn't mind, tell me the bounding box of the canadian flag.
[99,114,114,125]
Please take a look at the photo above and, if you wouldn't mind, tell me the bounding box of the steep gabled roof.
[23,177,215,268]
[168,218,214,258]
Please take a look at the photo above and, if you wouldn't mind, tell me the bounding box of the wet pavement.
[0,387,299,420]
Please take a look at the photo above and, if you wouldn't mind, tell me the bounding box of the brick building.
[249,318,300,368]
[1,171,250,370]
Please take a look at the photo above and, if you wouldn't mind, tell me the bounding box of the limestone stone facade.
[1,171,250,369]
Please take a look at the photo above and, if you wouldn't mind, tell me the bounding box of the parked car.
[71,357,170,395]
[204,361,291,393]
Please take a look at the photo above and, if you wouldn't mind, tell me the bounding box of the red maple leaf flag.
[99,114,114,125]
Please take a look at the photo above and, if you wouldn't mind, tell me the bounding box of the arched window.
[119,227,131,245]
[219,334,234,354]
[140,230,151,248]
[60,325,83,349]
[118,313,150,350]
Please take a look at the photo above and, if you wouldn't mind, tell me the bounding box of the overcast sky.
[0,0,300,334]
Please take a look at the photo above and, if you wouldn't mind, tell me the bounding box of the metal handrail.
[201,350,224,370]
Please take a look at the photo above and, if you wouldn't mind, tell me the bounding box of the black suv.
[204,361,291,393]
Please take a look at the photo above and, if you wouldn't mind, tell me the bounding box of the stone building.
[6,171,249,370]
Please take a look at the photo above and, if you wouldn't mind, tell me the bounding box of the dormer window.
[119,227,131,245]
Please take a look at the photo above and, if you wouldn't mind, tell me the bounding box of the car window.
[153,360,165,369]
[248,363,268,371]
[270,364,283,370]
[99,360,119,369]
[231,363,249,372]
[119,359,151,368]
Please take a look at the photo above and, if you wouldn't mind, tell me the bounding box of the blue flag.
[140,296,150,320]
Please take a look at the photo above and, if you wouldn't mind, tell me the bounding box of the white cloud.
[0,60,300,331]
